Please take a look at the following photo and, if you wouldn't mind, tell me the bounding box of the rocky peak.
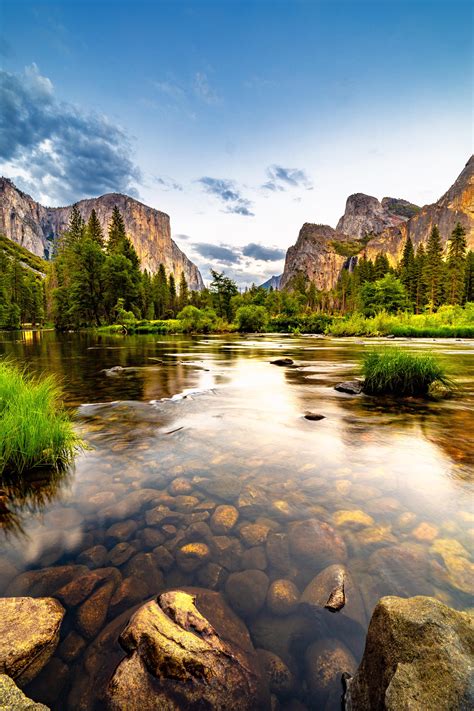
[280,224,349,291]
[0,179,204,290]
[336,193,409,238]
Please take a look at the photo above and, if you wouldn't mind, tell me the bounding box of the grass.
[0,360,83,476]
[362,348,453,396]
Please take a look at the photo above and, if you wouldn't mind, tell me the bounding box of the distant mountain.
[281,156,474,291]
[260,274,282,290]
[0,178,204,290]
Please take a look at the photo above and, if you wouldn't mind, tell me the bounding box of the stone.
[0,674,49,710]
[334,380,363,395]
[270,358,294,366]
[25,657,69,708]
[176,542,211,572]
[345,596,474,711]
[108,542,136,567]
[0,597,65,685]
[196,562,228,590]
[101,489,162,523]
[197,476,242,501]
[168,477,194,495]
[56,569,118,608]
[109,577,150,617]
[266,579,299,616]
[173,495,200,512]
[299,564,366,631]
[225,570,270,618]
[77,545,108,569]
[355,524,396,547]
[105,520,138,545]
[210,505,239,534]
[257,648,295,697]
[57,631,87,663]
[333,509,374,529]
[210,535,243,572]
[237,485,268,517]
[183,521,212,542]
[428,379,452,400]
[368,543,433,597]
[75,580,116,639]
[152,546,174,571]
[250,613,321,669]
[240,522,271,547]
[304,412,325,421]
[288,519,347,568]
[140,527,165,550]
[241,546,268,570]
[412,521,439,542]
[144,505,184,527]
[305,638,356,706]
[123,553,164,592]
[266,532,293,573]
[105,588,270,710]
[6,565,88,598]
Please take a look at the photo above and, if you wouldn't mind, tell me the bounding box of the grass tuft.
[0,359,83,476]
[362,348,453,396]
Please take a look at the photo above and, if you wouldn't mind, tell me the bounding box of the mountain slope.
[0,178,204,290]
[281,156,474,291]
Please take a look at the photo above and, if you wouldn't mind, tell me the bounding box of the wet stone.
[152,545,174,571]
[168,477,194,495]
[57,630,87,663]
[210,535,243,572]
[105,520,138,545]
[6,565,88,598]
[369,543,434,597]
[197,562,228,590]
[124,553,164,592]
[25,656,69,708]
[271,358,294,366]
[241,546,268,571]
[0,673,49,710]
[266,579,300,616]
[140,527,165,550]
[240,522,271,547]
[299,564,366,631]
[210,504,239,534]
[225,569,270,618]
[56,568,119,608]
[108,542,136,567]
[77,545,108,569]
[305,638,356,706]
[266,532,293,573]
[161,524,177,538]
[412,521,439,542]
[145,505,184,527]
[257,648,295,697]
[288,519,348,568]
[109,576,150,617]
[333,509,375,529]
[197,476,242,501]
[75,580,116,639]
[176,542,211,572]
[184,521,212,541]
[237,485,268,517]
[173,495,200,512]
[334,380,363,395]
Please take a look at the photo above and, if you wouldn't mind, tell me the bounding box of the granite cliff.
[0,178,203,290]
[281,156,474,291]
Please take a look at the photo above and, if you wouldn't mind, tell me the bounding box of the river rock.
[105,588,270,710]
[152,545,174,571]
[56,569,119,608]
[333,509,374,529]
[304,412,325,421]
[197,476,242,501]
[345,596,474,710]
[305,638,356,706]
[109,576,150,617]
[105,520,138,545]
[299,564,366,631]
[101,490,162,523]
[140,527,165,550]
[266,579,299,616]
[240,522,271,547]
[6,565,88,598]
[169,477,194,495]
[241,546,268,570]
[75,580,116,639]
[266,532,293,573]
[250,613,323,670]
[334,380,363,395]
[210,505,239,534]
[210,535,243,571]
[123,553,164,592]
[237,485,269,518]
[288,519,348,568]
[176,542,211,572]
[77,545,108,569]
[0,674,49,710]
[26,656,69,708]
[144,504,184,527]
[270,358,294,366]
[257,648,295,697]
[196,562,228,590]
[0,597,65,685]
[368,543,433,597]
[225,569,270,618]
[108,542,136,566]
[57,631,87,663]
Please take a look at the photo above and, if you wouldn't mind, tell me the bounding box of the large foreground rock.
[345,596,474,710]
[0,674,49,710]
[106,588,270,710]
[0,597,65,686]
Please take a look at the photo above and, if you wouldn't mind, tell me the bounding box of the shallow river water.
[0,331,473,710]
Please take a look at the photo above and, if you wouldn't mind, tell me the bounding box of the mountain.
[260,274,282,290]
[0,178,204,290]
[281,156,474,291]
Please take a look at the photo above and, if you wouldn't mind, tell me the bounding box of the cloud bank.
[197,176,255,216]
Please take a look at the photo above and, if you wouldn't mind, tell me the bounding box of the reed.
[362,349,452,396]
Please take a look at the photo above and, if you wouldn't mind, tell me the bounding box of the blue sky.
[1,0,472,284]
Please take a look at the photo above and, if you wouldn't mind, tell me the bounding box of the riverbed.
[0,331,473,709]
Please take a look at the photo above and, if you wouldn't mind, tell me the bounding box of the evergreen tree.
[168,274,177,317]
[374,253,390,279]
[60,205,85,249]
[178,272,189,311]
[446,223,467,304]
[86,209,104,246]
[107,206,127,253]
[210,270,238,321]
[423,226,444,311]
[400,236,416,307]
[152,264,170,318]
[464,250,474,303]
[414,243,427,313]
[69,238,105,326]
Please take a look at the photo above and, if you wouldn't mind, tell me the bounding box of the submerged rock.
[0,597,65,686]
[288,519,348,568]
[105,588,270,710]
[345,596,474,710]
[257,648,295,697]
[0,673,49,710]
[334,380,363,395]
[270,358,294,366]
[300,564,366,631]
[305,638,356,706]
[225,569,270,618]
[210,505,239,534]
[266,579,300,616]
[304,412,325,421]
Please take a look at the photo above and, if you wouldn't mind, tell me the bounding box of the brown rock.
[123,553,164,592]
[210,504,239,534]
[305,638,356,705]
[105,520,138,545]
[6,565,88,598]
[168,477,194,495]
[77,545,108,569]
[299,564,366,631]
[0,597,65,685]
[242,546,268,571]
[57,631,87,663]
[288,519,348,568]
[266,532,292,573]
[225,569,270,618]
[257,648,295,696]
[75,580,115,639]
[266,579,299,616]
[108,542,136,566]
[109,576,150,617]
[176,542,211,572]
[240,522,271,547]
[0,673,49,710]
[25,656,69,708]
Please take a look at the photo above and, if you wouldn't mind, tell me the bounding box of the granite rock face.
[281,156,473,290]
[345,596,474,711]
[0,178,203,289]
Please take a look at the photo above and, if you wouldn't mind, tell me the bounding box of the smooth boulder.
[345,596,474,710]
[105,588,270,710]
[0,597,64,686]
[288,519,348,568]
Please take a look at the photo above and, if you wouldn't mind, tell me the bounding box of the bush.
[362,349,452,396]
[177,306,219,333]
[235,305,268,332]
[0,360,83,476]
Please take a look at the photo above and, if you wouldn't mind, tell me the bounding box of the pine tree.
[152,264,170,318]
[446,223,467,304]
[414,243,427,313]
[107,206,127,253]
[168,274,177,317]
[86,209,104,246]
[400,236,416,307]
[464,250,474,303]
[178,272,189,312]
[423,226,444,311]
[374,253,390,279]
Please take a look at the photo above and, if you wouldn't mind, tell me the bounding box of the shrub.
[0,360,83,476]
[362,349,452,396]
[235,305,268,332]
[177,305,219,333]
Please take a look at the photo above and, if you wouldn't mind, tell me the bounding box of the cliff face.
[0,178,204,290]
[280,224,348,291]
[281,156,474,290]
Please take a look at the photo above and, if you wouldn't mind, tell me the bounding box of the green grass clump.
[362,349,452,396]
[0,360,83,476]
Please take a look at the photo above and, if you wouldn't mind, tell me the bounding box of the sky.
[0,0,472,285]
